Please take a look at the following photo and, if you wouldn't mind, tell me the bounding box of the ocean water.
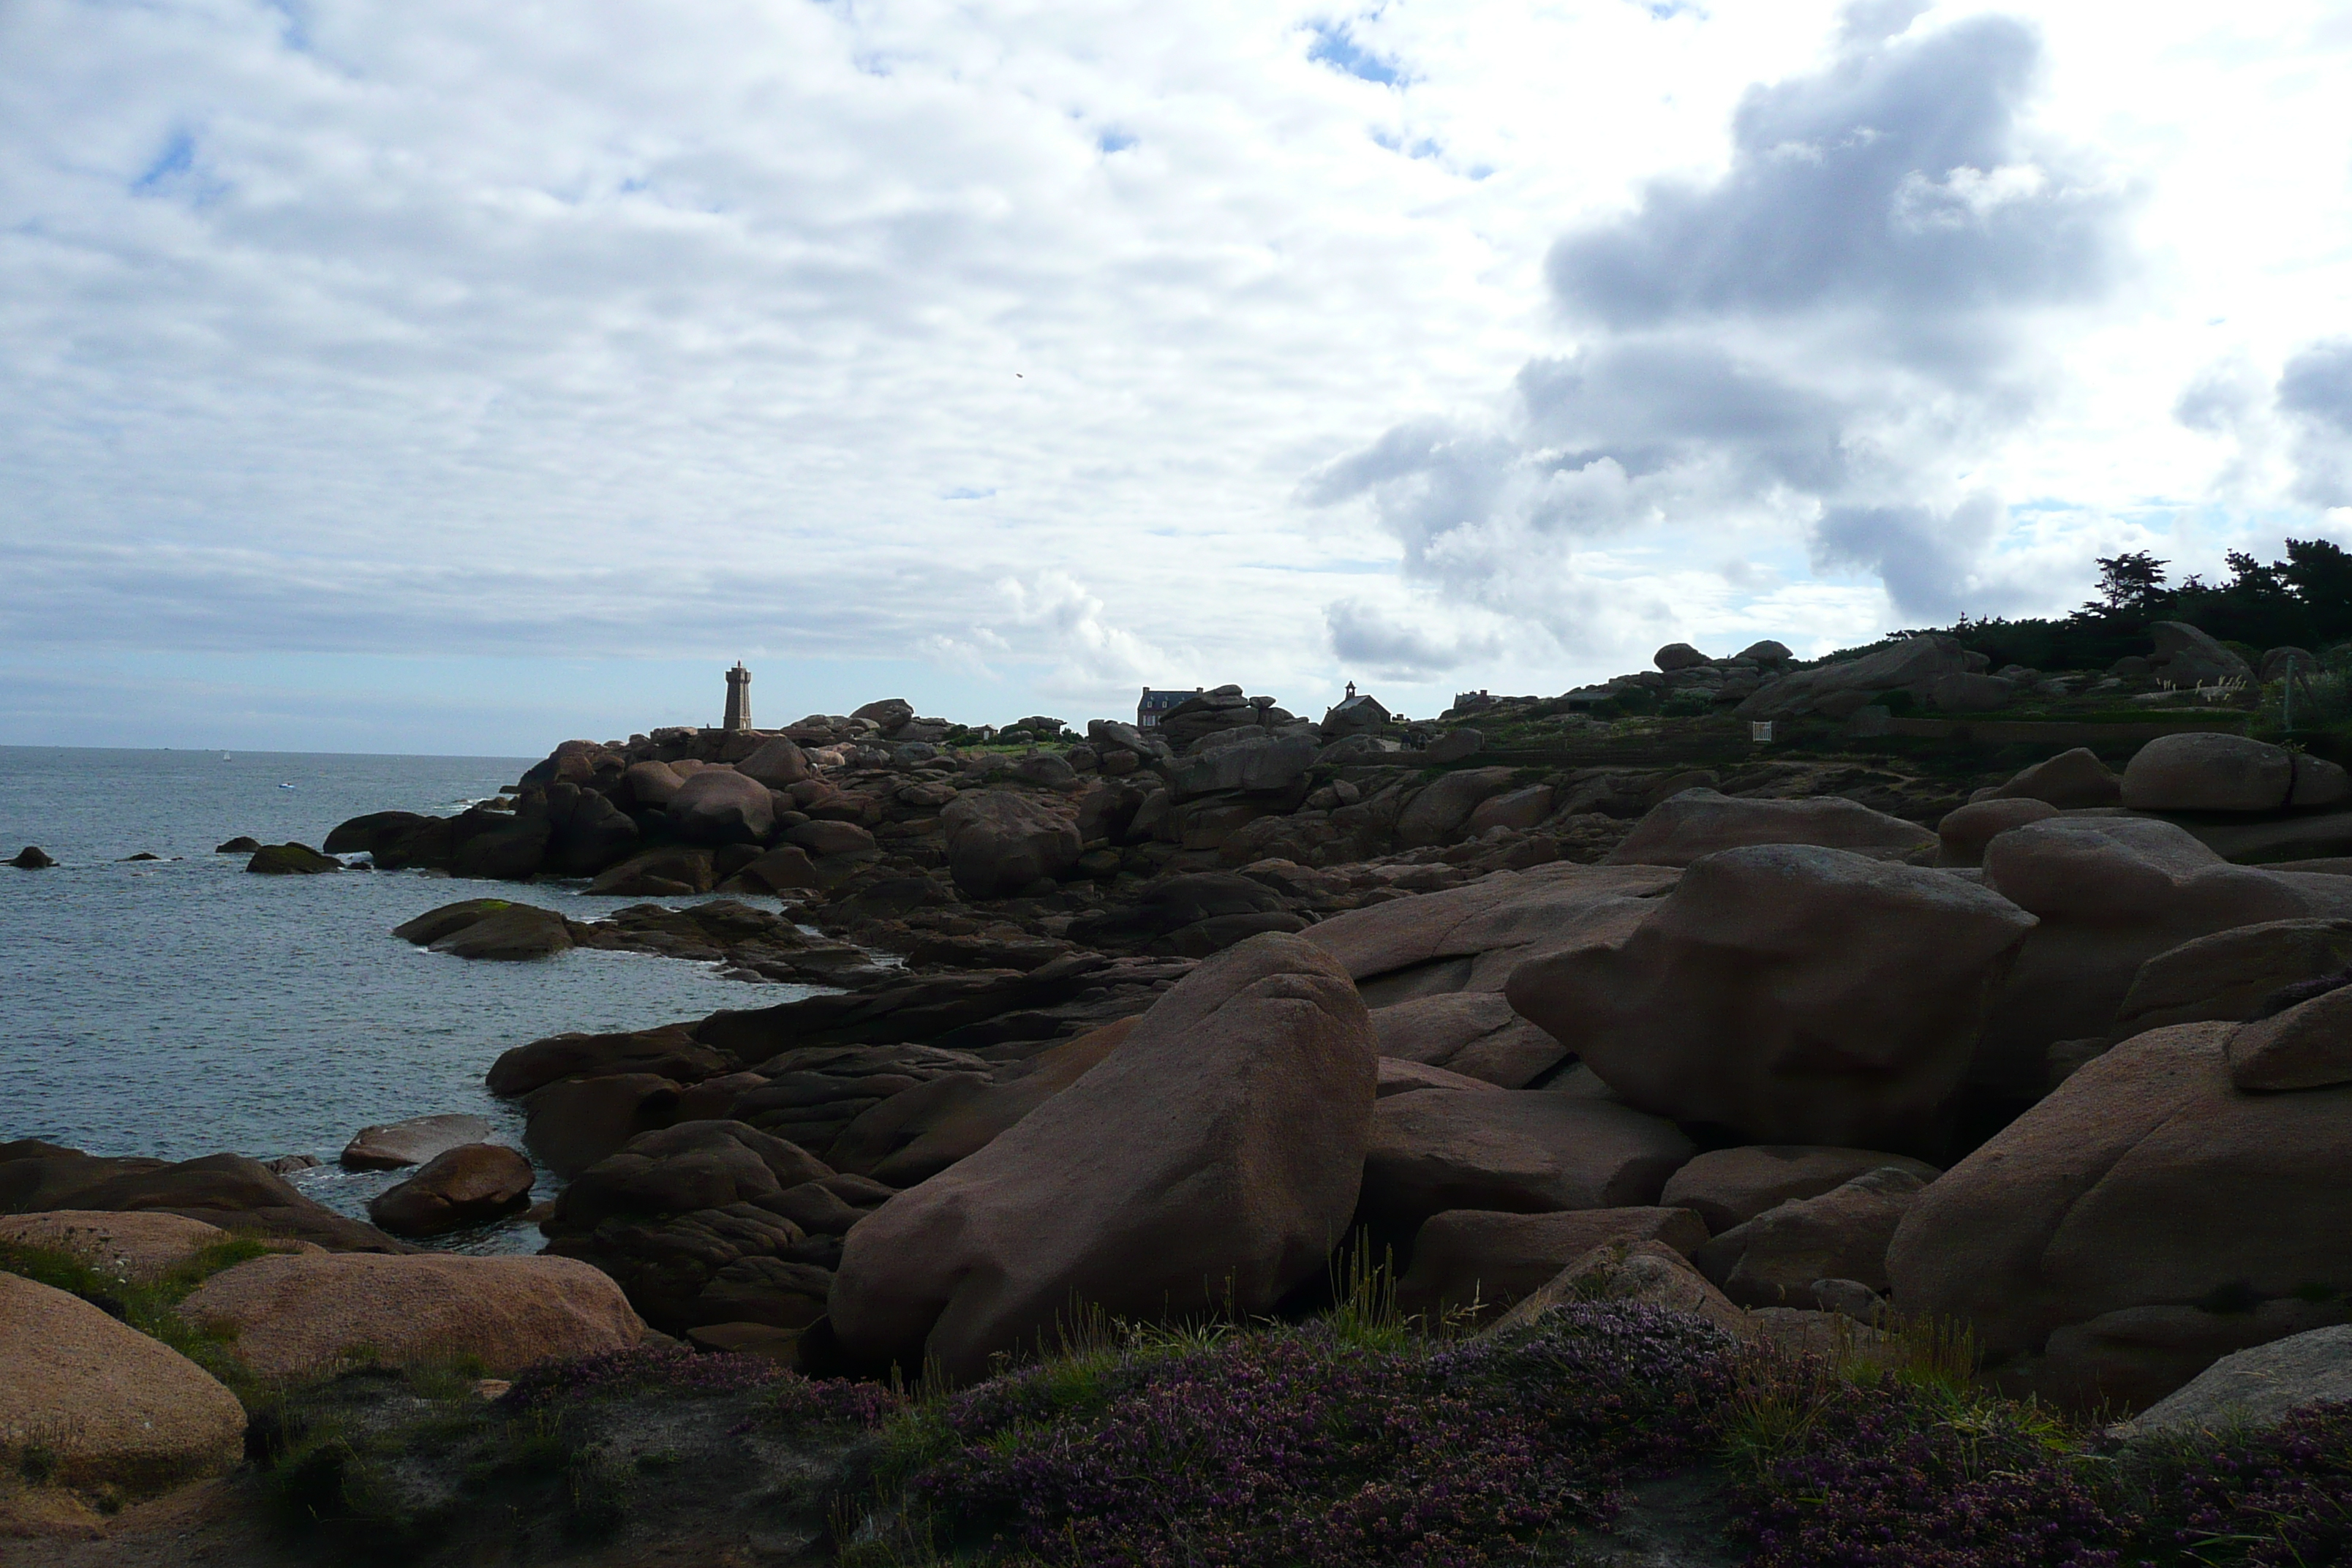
[0,745,817,1251]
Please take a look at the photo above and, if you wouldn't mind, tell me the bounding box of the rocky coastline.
[10,627,2352,1564]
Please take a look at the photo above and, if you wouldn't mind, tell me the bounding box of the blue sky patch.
[1306,22,1402,87]
[133,132,195,193]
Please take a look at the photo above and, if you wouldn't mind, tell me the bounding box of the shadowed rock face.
[367,1144,534,1237]
[1972,818,2352,1095]
[1508,844,2037,1157]
[1888,1020,2352,1411]
[0,1145,411,1254]
[1659,1145,1942,1235]
[1357,1090,1694,1235]
[828,932,1376,1382]
[1691,1165,1926,1308]
[669,769,776,845]
[940,788,1081,898]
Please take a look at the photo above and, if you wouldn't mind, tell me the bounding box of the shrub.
[2132,1398,2352,1567]
[1726,1364,2132,1568]
[883,1302,1742,1568]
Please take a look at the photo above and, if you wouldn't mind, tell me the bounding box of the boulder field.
[344,717,2345,1416]
[14,657,2348,1526]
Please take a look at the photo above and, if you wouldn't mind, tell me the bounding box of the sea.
[0,745,820,1252]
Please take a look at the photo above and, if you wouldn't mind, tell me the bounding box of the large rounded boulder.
[366,1143,534,1236]
[668,768,776,845]
[1,1274,246,1524]
[1507,845,2038,1156]
[177,1252,645,1379]
[2122,734,2296,813]
[940,788,1081,899]
[829,932,1376,1382]
[1888,1019,2352,1411]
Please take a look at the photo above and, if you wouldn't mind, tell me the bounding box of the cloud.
[1325,597,1502,677]
[1810,491,2003,622]
[2279,339,2352,510]
[1,0,2348,747]
[1545,11,2123,366]
[1310,1,2139,629]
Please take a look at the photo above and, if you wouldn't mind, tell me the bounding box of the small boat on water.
[278,782,295,790]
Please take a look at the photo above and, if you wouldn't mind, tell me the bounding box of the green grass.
[0,1233,275,1392]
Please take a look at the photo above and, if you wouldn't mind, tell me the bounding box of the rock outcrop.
[1365,991,1567,1088]
[1972,818,2352,1095]
[1983,747,2122,809]
[2122,734,2297,813]
[1888,1020,2352,1410]
[0,1210,233,1284]
[1508,845,2037,1155]
[178,1251,645,1379]
[1358,1090,1693,1235]
[1604,790,1937,867]
[1689,1165,1926,1308]
[246,842,339,874]
[2147,620,2254,685]
[340,1112,497,1171]
[2111,1325,2352,1439]
[2113,918,2352,1034]
[0,1273,246,1524]
[366,1143,535,1235]
[0,1143,409,1253]
[1490,1239,1750,1338]
[2225,981,2352,1090]
[668,768,777,845]
[941,788,1082,898]
[829,932,1376,1381]
[1735,634,1972,721]
[1659,1145,1942,1235]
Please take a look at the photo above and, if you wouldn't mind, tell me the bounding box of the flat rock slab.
[2111,1324,2352,1439]
[340,1113,496,1171]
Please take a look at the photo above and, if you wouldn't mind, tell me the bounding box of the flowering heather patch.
[498,1346,786,1410]
[1431,1298,1741,1470]
[2155,1398,2352,1565]
[765,1373,905,1430]
[899,1302,1742,1568]
[1729,1370,2132,1568]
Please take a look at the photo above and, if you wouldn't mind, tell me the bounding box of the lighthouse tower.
[723,663,752,732]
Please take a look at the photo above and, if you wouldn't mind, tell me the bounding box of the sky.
[2,0,2349,753]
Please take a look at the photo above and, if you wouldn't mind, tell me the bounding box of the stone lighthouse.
[723,663,752,732]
